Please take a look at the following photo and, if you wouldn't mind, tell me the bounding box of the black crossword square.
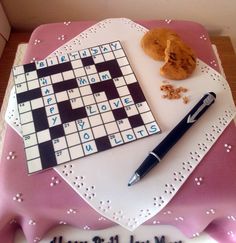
[128,114,144,128]
[32,108,49,132]
[38,141,57,169]
[81,56,94,66]
[49,125,65,140]
[24,62,36,73]
[95,136,112,151]
[13,40,160,173]
[112,108,127,120]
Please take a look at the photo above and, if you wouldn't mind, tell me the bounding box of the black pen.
[128,92,216,186]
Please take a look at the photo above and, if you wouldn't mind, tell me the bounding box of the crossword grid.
[13,41,160,173]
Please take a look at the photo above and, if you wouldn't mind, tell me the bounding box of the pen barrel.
[153,92,216,159]
[136,153,160,179]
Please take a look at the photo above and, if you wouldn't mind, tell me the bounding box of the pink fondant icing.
[0,20,236,243]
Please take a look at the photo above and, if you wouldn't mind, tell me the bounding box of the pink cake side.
[0,20,236,243]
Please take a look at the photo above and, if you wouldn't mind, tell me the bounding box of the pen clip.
[187,92,216,124]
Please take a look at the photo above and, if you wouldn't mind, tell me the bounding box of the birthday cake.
[0,19,236,243]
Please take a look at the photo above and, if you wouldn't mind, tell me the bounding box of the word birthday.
[50,235,183,243]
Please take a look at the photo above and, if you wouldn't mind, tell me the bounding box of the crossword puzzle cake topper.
[13,40,161,173]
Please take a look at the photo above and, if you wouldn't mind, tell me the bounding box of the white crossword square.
[70,97,84,109]
[121,129,136,143]
[21,122,35,135]
[20,111,33,124]
[89,114,103,127]
[133,125,148,138]
[88,73,100,84]
[94,92,107,103]
[141,111,155,124]
[26,70,38,81]
[36,60,47,69]
[51,73,63,83]
[71,59,83,69]
[83,94,96,106]
[124,74,137,84]
[48,114,62,127]
[55,149,70,164]
[125,105,139,117]
[90,46,101,55]
[18,101,31,113]
[100,44,112,53]
[46,104,59,116]
[99,71,111,81]
[68,88,81,99]
[113,77,126,87]
[80,49,90,58]
[63,121,77,134]
[25,145,40,161]
[80,85,92,96]
[117,118,131,131]
[41,85,54,96]
[92,125,107,139]
[76,117,90,131]
[103,52,115,61]
[39,76,51,87]
[92,54,104,64]
[69,51,80,61]
[56,91,69,102]
[44,94,57,106]
[136,101,150,113]
[77,76,89,87]
[79,129,94,143]
[13,65,24,76]
[145,122,160,135]
[15,83,27,94]
[28,79,40,90]
[117,57,129,67]
[85,65,97,75]
[85,104,99,116]
[108,133,124,147]
[66,133,81,147]
[114,49,125,58]
[82,140,98,155]
[53,136,67,151]
[62,70,75,80]
[101,111,115,123]
[14,73,26,84]
[28,158,42,173]
[110,41,122,50]
[74,67,86,78]
[37,129,51,143]
[105,121,119,134]
[97,101,111,113]
[69,145,84,159]
[47,56,59,66]
[121,65,132,75]
[58,54,69,63]
[31,97,44,110]
[117,85,130,97]
[109,98,123,110]
[23,133,38,147]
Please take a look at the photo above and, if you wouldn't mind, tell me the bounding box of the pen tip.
[127,173,140,187]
